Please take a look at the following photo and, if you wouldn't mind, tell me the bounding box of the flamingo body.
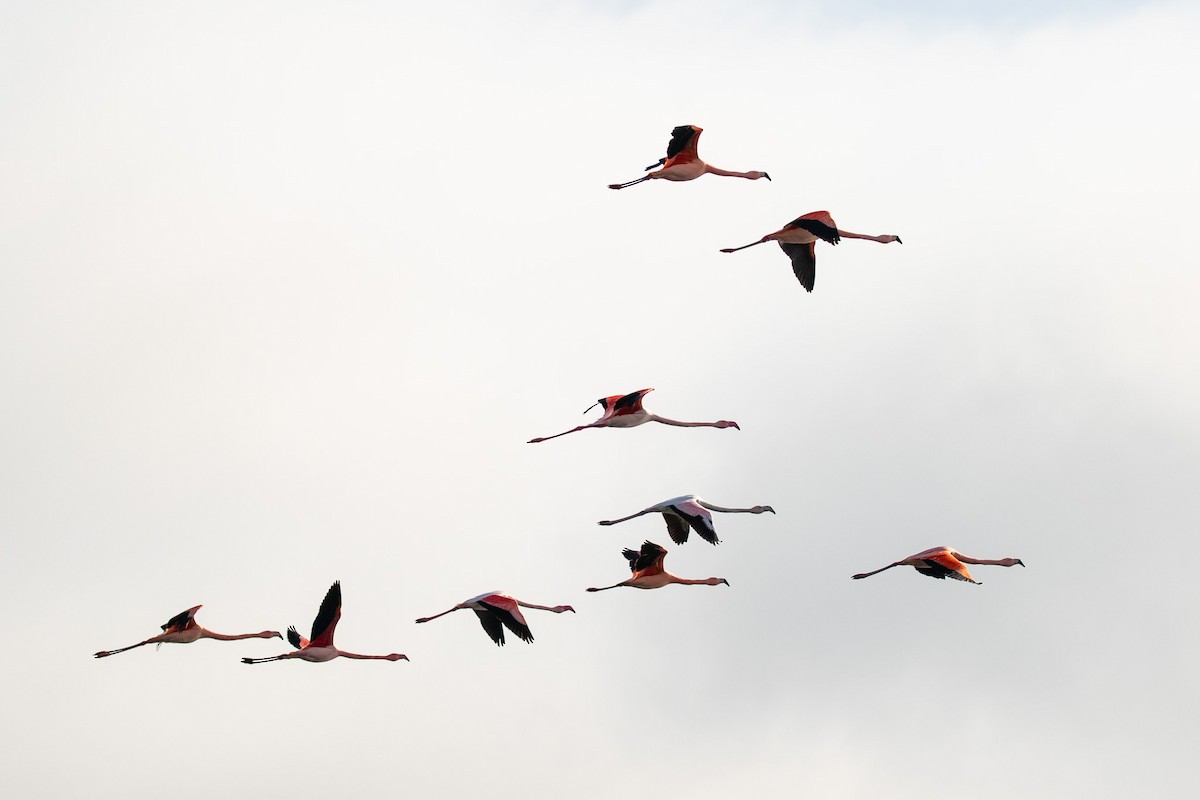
[720,210,901,292]
[528,388,739,443]
[608,125,770,189]
[415,592,575,646]
[587,541,729,592]
[851,546,1025,585]
[241,582,408,664]
[598,495,775,545]
[94,605,282,658]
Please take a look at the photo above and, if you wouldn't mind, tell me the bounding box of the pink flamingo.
[587,541,729,592]
[852,546,1025,585]
[608,125,770,189]
[94,605,281,658]
[720,210,902,292]
[241,582,408,664]
[598,495,775,545]
[415,592,575,646]
[528,388,739,443]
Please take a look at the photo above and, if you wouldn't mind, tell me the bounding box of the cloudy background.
[2,1,1198,797]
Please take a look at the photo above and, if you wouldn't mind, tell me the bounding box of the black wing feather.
[160,608,194,632]
[473,609,507,646]
[286,626,303,649]
[780,242,817,292]
[310,581,342,641]
[787,217,841,245]
[480,601,534,644]
[632,540,668,572]
[664,125,697,159]
[677,509,720,545]
[663,512,691,545]
[613,390,648,412]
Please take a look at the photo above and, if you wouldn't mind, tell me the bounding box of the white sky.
[2,1,1198,798]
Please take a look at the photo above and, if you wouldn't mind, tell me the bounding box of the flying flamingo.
[94,605,281,658]
[608,125,770,190]
[241,582,408,664]
[587,541,729,592]
[598,495,775,545]
[528,388,738,443]
[851,546,1025,584]
[720,210,902,292]
[414,592,575,646]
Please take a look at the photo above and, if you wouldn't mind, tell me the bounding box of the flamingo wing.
[613,388,653,414]
[664,125,699,159]
[286,626,309,650]
[662,511,693,545]
[478,597,534,644]
[787,211,841,244]
[472,609,508,646]
[915,552,978,584]
[308,581,343,647]
[670,500,719,545]
[160,606,201,633]
[629,540,668,575]
[780,242,817,292]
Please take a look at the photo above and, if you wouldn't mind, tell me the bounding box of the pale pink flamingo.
[587,541,729,592]
[720,210,902,292]
[414,592,574,646]
[528,388,738,443]
[608,125,770,189]
[94,605,281,658]
[852,546,1025,584]
[598,495,775,545]
[241,582,408,664]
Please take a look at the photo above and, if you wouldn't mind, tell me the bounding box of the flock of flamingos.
[93,124,1025,665]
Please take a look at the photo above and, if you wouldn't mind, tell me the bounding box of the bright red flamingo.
[587,541,729,592]
[528,388,739,443]
[598,495,775,545]
[414,592,574,646]
[852,546,1025,585]
[241,582,408,664]
[720,210,902,292]
[608,125,770,189]
[94,605,281,658]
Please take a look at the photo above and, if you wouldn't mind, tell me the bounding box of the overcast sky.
[2,1,1198,798]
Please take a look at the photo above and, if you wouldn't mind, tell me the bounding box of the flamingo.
[851,546,1025,584]
[414,592,575,646]
[598,495,775,545]
[528,388,739,443]
[241,582,408,664]
[720,210,902,292]
[94,605,281,658]
[608,125,770,190]
[587,541,729,592]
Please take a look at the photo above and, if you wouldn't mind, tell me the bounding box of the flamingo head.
[716,420,740,430]
[386,654,410,661]
[712,578,730,587]
[260,631,284,640]
[554,605,576,614]
[753,506,775,514]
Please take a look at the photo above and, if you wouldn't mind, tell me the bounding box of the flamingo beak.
[764,172,772,181]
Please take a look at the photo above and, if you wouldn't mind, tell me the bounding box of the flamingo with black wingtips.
[598,495,775,545]
[720,210,902,292]
[528,388,739,443]
[587,541,729,592]
[241,582,408,664]
[851,546,1025,584]
[608,125,770,190]
[94,605,281,658]
[414,592,575,646]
